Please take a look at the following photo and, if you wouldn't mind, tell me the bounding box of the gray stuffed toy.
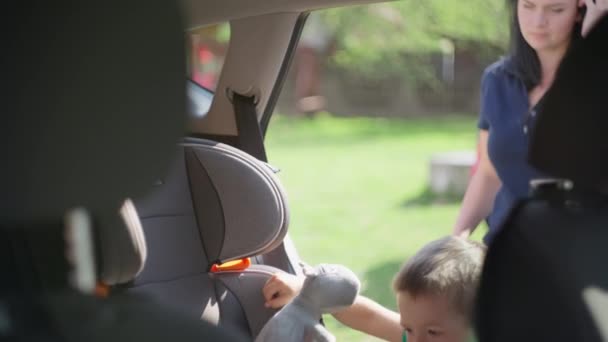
[255,263,361,342]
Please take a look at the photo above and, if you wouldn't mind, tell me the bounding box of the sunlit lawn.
[265,113,485,341]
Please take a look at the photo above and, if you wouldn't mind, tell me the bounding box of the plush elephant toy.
[255,263,361,342]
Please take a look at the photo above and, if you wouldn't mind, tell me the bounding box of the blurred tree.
[320,0,509,83]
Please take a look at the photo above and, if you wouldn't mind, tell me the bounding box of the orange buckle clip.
[210,258,251,273]
[95,282,110,298]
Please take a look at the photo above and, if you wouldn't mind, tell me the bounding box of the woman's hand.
[581,0,608,37]
[262,272,305,309]
[455,229,472,239]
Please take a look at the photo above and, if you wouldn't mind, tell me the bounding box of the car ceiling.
[181,0,389,29]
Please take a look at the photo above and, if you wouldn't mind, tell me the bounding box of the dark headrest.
[2,0,186,222]
[529,16,608,193]
[476,198,608,341]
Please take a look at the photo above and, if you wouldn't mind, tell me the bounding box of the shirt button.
[531,110,536,117]
[523,125,528,134]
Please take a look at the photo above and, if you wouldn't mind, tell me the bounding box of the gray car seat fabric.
[131,138,291,338]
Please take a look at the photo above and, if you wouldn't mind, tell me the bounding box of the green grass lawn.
[265,113,486,341]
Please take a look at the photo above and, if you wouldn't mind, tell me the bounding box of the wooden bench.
[429,151,476,197]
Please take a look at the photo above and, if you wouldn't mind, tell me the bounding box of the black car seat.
[130,137,297,339]
[2,0,244,341]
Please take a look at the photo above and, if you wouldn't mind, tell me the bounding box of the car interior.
[2,0,386,341]
[128,137,291,338]
[5,0,608,341]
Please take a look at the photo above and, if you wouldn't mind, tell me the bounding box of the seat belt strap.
[232,93,268,162]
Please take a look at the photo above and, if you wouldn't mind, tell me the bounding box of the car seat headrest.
[183,139,289,263]
[2,0,185,293]
[134,138,289,281]
[2,0,186,222]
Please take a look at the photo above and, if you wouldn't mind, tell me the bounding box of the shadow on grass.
[361,259,406,310]
[402,186,462,207]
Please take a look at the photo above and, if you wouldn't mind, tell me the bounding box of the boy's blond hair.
[393,236,486,317]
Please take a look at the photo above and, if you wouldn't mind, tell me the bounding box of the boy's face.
[397,291,470,342]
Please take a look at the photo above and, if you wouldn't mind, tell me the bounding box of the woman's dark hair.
[508,0,583,90]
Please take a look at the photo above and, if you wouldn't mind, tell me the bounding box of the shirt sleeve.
[477,68,497,131]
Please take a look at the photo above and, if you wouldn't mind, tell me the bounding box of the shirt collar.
[500,56,522,79]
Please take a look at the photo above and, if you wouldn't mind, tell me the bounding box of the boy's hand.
[262,272,304,309]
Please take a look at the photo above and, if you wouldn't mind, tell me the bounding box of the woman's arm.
[452,130,501,238]
[332,295,402,342]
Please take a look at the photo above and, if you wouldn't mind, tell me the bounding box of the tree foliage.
[319,0,510,80]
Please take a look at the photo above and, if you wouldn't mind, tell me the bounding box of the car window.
[186,23,229,117]
[187,80,213,118]
[187,24,229,90]
[266,4,505,341]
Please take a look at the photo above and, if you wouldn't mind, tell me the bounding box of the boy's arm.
[262,272,402,341]
[332,295,402,342]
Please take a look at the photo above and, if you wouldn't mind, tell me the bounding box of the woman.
[453,0,608,243]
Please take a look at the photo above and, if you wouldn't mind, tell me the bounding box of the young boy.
[262,236,485,342]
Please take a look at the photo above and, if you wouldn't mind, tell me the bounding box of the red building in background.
[188,25,227,90]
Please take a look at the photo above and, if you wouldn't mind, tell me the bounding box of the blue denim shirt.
[478,57,547,243]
